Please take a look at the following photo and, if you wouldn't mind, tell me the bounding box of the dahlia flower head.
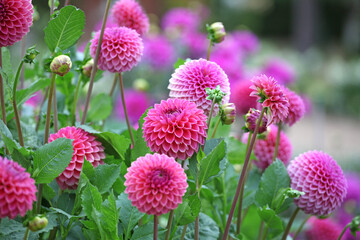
[288,150,347,216]
[0,156,37,219]
[0,0,33,47]
[143,35,175,70]
[263,58,296,85]
[281,87,305,126]
[230,80,258,116]
[90,26,143,73]
[250,74,289,125]
[168,59,230,116]
[242,125,292,171]
[111,0,149,35]
[94,16,118,32]
[305,217,343,240]
[181,31,208,58]
[244,108,268,134]
[162,8,200,34]
[143,98,207,161]
[343,173,360,203]
[49,127,106,190]
[124,153,188,216]
[231,30,260,55]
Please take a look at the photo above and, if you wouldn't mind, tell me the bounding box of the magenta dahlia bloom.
[0,156,37,219]
[245,108,268,134]
[288,150,347,216]
[111,0,149,35]
[168,59,230,116]
[262,58,296,85]
[124,153,188,215]
[143,98,207,161]
[94,16,118,32]
[49,127,106,190]
[231,30,259,55]
[305,217,343,240]
[24,91,42,108]
[0,0,33,47]
[282,87,305,126]
[250,74,289,125]
[162,8,200,33]
[242,125,292,171]
[90,27,143,73]
[143,35,175,70]
[230,80,258,116]
[181,31,208,58]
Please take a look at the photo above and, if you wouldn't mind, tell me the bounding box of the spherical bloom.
[231,30,259,55]
[250,74,289,125]
[168,59,230,116]
[29,215,48,232]
[230,80,258,116]
[124,153,188,215]
[49,127,106,190]
[221,103,236,125]
[90,27,143,73]
[143,98,207,161]
[305,217,342,240]
[208,22,226,43]
[245,108,268,134]
[262,58,296,85]
[282,87,305,126]
[143,35,175,70]
[50,55,72,77]
[111,0,149,35]
[0,156,37,219]
[0,0,33,47]
[242,125,292,170]
[287,150,347,216]
[162,8,200,33]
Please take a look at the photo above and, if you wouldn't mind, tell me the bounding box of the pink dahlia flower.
[305,217,342,240]
[162,8,200,33]
[24,91,42,108]
[143,35,175,70]
[242,125,292,171]
[111,0,149,35]
[124,153,188,215]
[49,127,106,190]
[288,150,347,216]
[250,74,289,125]
[245,108,268,134]
[181,31,208,59]
[282,87,305,126]
[262,58,296,85]
[90,27,143,73]
[168,59,230,116]
[0,0,33,47]
[143,98,207,161]
[231,30,259,55]
[0,156,37,219]
[94,16,118,32]
[230,80,258,116]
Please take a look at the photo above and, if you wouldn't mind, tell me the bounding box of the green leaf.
[93,132,131,160]
[44,5,85,52]
[272,188,304,213]
[42,183,56,201]
[32,138,74,184]
[85,163,121,194]
[174,195,201,226]
[87,93,112,122]
[16,78,50,106]
[100,192,120,240]
[81,181,102,220]
[226,137,250,165]
[0,218,38,239]
[257,206,284,237]
[173,58,186,69]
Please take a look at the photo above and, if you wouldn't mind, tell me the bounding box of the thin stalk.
[165,210,175,240]
[44,74,56,144]
[53,85,58,132]
[222,173,227,231]
[119,73,135,145]
[36,183,44,214]
[64,0,71,6]
[337,223,351,240]
[23,227,30,240]
[206,97,216,136]
[211,117,221,138]
[0,48,7,126]
[262,226,268,240]
[12,61,25,146]
[71,74,82,126]
[48,227,58,240]
[109,73,117,97]
[206,40,213,60]
[293,215,311,240]
[222,108,266,240]
[272,122,282,162]
[281,207,300,240]
[153,215,158,240]
[257,221,264,240]
[180,225,187,240]
[50,0,54,15]
[20,37,26,90]
[35,87,49,132]
[81,0,112,124]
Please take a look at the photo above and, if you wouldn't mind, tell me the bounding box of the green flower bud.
[208,22,226,43]
[82,59,94,78]
[28,216,48,232]
[50,55,72,76]
[221,103,236,125]
[133,78,149,92]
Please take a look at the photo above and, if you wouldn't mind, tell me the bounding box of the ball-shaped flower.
[0,156,37,219]
[90,27,143,73]
[124,153,188,215]
[305,217,343,240]
[0,0,33,47]
[244,108,268,134]
[111,0,149,35]
[288,150,347,216]
[262,58,296,85]
[250,74,289,125]
[49,127,106,190]
[143,98,207,161]
[162,8,200,34]
[143,35,175,70]
[282,87,305,126]
[230,80,258,116]
[168,59,230,116]
[242,125,292,170]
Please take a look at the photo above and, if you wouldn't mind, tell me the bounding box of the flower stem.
[272,122,282,162]
[119,73,135,146]
[165,210,175,240]
[12,61,25,146]
[71,74,82,126]
[222,107,266,240]
[23,227,30,240]
[65,0,71,6]
[206,97,217,136]
[257,221,264,240]
[35,87,49,132]
[0,48,7,126]
[337,223,351,240]
[50,0,54,16]
[293,215,311,240]
[262,226,269,240]
[211,117,221,138]
[53,85,58,132]
[44,73,56,144]
[153,215,158,240]
[180,225,187,240]
[207,40,213,61]
[81,0,112,124]
[109,73,117,97]
[281,207,300,240]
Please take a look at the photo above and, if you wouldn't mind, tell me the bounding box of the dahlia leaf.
[44,5,85,52]
[226,137,248,165]
[100,192,120,240]
[93,132,131,160]
[174,195,201,226]
[257,206,284,237]
[84,162,121,194]
[131,222,166,240]
[81,181,102,222]
[87,93,112,122]
[173,58,186,69]
[32,138,74,184]
[0,120,29,160]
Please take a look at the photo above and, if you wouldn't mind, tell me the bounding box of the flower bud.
[133,78,149,92]
[208,22,226,43]
[33,7,40,22]
[82,59,94,78]
[28,216,48,232]
[50,55,72,76]
[244,108,268,134]
[221,103,236,125]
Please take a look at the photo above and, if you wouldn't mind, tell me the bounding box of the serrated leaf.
[81,181,102,220]
[174,195,201,225]
[257,206,283,237]
[93,132,131,160]
[84,163,121,194]
[87,93,112,122]
[32,138,74,184]
[44,6,85,52]
[100,192,119,240]
[0,218,38,240]
[226,137,251,165]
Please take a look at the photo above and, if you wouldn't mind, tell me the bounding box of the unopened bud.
[221,103,236,125]
[244,108,268,134]
[208,22,226,43]
[82,59,94,78]
[50,55,72,76]
[28,216,48,232]
[33,7,40,22]
[133,78,149,92]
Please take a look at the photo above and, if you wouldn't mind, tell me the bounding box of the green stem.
[293,215,311,240]
[12,61,25,146]
[48,227,58,240]
[165,210,175,240]
[222,108,266,240]
[180,225,187,240]
[222,173,227,231]
[65,0,71,6]
[0,48,7,126]
[272,122,282,162]
[211,117,221,138]
[154,215,158,240]
[101,74,118,129]
[119,73,135,146]
[81,0,112,124]
[23,227,30,240]
[71,74,82,126]
[337,223,351,240]
[53,85,58,132]
[258,221,264,240]
[206,97,216,136]
[50,0,54,16]
[44,73,56,144]
[262,226,268,240]
[35,87,49,132]
[281,207,300,240]
[207,40,213,60]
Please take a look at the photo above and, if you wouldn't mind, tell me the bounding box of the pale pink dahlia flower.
[124,153,188,215]
[250,74,289,125]
[111,0,149,35]
[168,59,230,116]
[0,0,33,47]
[0,156,37,219]
[262,58,296,85]
[230,80,258,116]
[49,127,106,190]
[282,87,305,126]
[242,125,292,171]
[90,27,143,73]
[143,98,207,161]
[305,217,342,240]
[288,150,347,216]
